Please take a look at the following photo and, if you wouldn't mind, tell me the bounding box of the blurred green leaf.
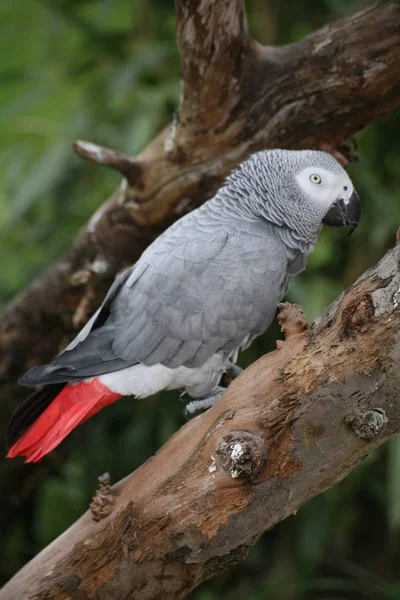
[388,436,400,532]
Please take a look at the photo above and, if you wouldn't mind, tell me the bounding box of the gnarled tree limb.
[1,242,399,600]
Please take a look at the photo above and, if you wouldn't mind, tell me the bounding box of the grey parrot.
[7,149,361,462]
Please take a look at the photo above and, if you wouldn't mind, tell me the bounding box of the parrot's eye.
[310,174,321,184]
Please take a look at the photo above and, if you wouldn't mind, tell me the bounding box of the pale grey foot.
[184,386,225,419]
[226,363,243,378]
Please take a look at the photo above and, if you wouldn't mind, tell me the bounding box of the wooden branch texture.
[2,242,400,600]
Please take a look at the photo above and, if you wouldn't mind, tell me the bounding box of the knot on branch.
[277,302,309,349]
[340,294,375,339]
[58,575,82,596]
[68,259,115,289]
[165,543,194,564]
[216,431,267,480]
[90,472,118,521]
[204,544,250,579]
[345,408,388,441]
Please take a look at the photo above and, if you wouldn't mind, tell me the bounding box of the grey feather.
[21,218,285,384]
[20,149,357,389]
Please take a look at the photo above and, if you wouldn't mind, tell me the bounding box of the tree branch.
[72,141,143,185]
[175,0,249,132]
[2,243,399,599]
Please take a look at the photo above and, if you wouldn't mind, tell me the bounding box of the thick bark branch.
[2,243,399,600]
[175,0,249,132]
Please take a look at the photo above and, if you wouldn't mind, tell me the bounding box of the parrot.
[6,149,361,463]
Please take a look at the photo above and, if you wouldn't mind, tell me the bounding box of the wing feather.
[20,210,287,386]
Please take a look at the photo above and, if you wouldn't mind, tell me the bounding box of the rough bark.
[1,242,399,600]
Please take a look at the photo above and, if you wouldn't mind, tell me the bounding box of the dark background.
[0,1,399,598]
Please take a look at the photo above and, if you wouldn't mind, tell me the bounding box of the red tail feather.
[7,379,121,463]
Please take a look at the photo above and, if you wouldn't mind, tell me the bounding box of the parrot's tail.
[6,379,121,463]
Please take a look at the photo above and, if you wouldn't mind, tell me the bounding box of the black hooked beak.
[322,190,361,235]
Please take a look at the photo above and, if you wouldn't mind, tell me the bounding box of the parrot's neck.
[271,224,316,259]
[209,187,319,258]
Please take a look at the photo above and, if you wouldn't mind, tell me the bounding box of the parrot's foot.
[184,386,225,419]
[221,362,242,387]
[226,363,243,378]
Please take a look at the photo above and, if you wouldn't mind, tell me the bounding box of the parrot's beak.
[322,190,361,235]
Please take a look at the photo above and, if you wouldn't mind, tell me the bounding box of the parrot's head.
[230,149,361,243]
[293,152,361,236]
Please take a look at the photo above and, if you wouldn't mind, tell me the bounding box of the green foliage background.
[0,0,399,597]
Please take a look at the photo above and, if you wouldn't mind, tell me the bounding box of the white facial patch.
[295,166,353,208]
